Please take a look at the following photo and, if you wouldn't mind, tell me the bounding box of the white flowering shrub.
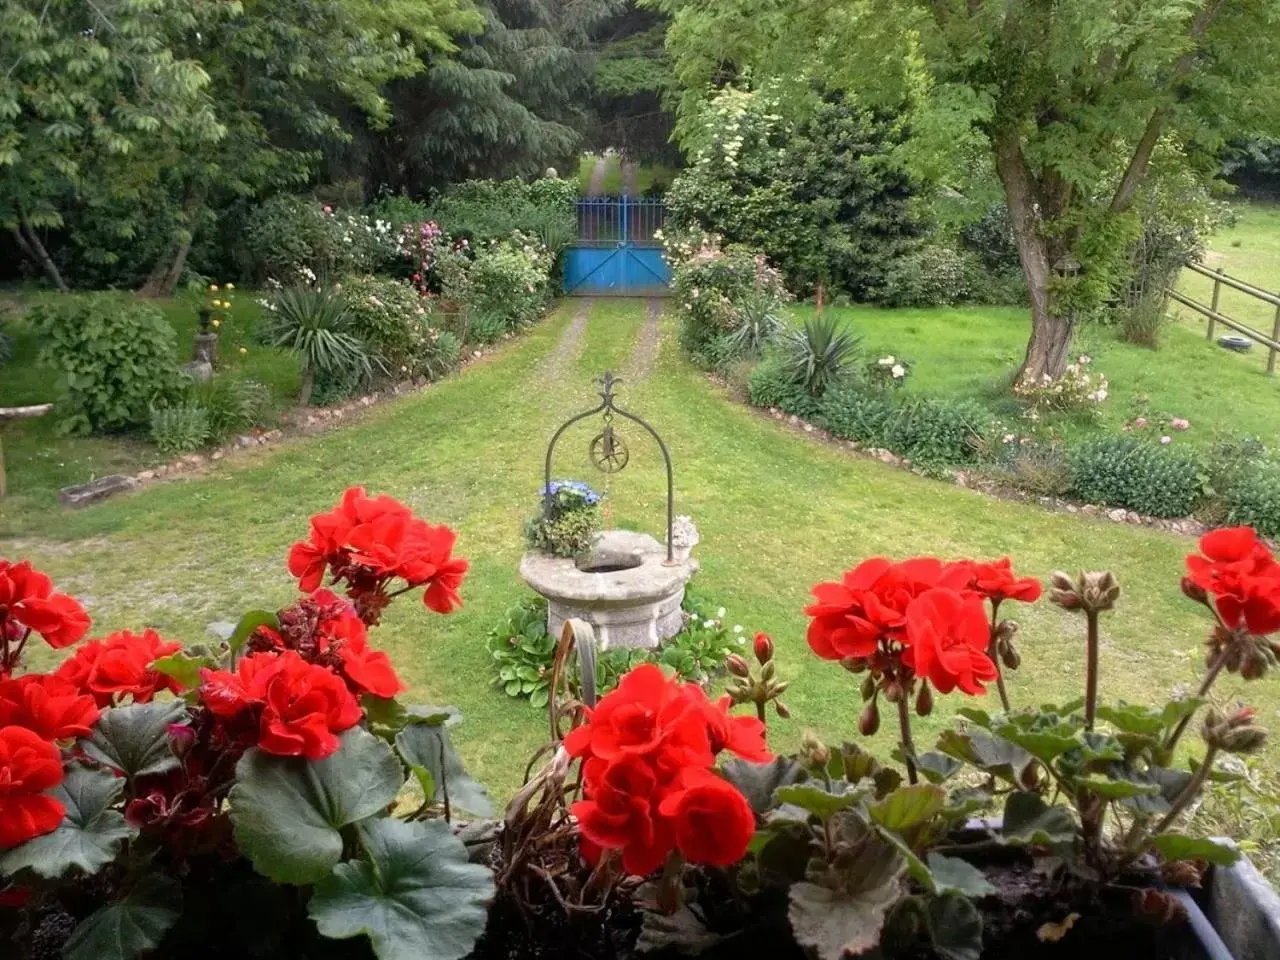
[866,355,912,390]
[244,197,399,283]
[438,231,555,342]
[1013,354,1109,416]
[339,275,458,379]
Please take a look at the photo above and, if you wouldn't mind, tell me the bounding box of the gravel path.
[623,299,663,381]
[541,299,592,379]
[585,157,609,197]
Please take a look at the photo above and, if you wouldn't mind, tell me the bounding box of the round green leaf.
[230,726,404,885]
[81,700,187,780]
[0,762,135,880]
[309,818,494,960]
[925,853,996,898]
[868,784,946,832]
[62,876,181,960]
[395,720,493,818]
[1151,833,1241,866]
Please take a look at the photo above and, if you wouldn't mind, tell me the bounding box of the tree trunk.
[994,129,1074,383]
[139,230,196,299]
[299,366,315,407]
[13,215,67,292]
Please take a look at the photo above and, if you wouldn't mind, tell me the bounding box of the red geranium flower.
[571,754,673,877]
[903,588,998,696]
[200,650,363,760]
[1185,527,1280,637]
[0,726,65,850]
[287,487,469,621]
[948,557,1042,606]
[658,768,757,867]
[0,674,100,740]
[804,556,969,661]
[54,629,183,707]
[331,615,402,699]
[692,690,770,763]
[0,559,90,652]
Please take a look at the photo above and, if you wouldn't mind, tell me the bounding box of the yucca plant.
[725,288,785,359]
[262,287,372,405]
[782,313,861,396]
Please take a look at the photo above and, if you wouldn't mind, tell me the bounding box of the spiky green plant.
[263,288,372,405]
[782,314,861,397]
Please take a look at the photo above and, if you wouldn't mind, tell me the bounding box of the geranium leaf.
[992,724,1079,764]
[721,756,806,815]
[926,854,995,898]
[956,707,994,729]
[915,752,963,784]
[362,695,408,735]
[925,892,984,960]
[309,818,494,960]
[81,700,186,780]
[788,877,904,960]
[868,784,945,832]
[1001,792,1077,846]
[936,729,1033,786]
[635,881,724,954]
[0,762,135,880]
[775,781,870,821]
[230,726,404,885]
[1151,834,1240,867]
[228,609,279,654]
[149,651,216,690]
[62,875,181,960]
[395,720,492,818]
[1075,773,1161,800]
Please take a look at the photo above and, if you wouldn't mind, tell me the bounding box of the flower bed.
[4,492,1280,958]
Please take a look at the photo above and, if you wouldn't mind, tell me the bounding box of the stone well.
[519,530,697,650]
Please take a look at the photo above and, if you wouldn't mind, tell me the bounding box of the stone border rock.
[751,400,1209,540]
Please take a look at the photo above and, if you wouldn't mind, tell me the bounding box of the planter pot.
[1194,849,1280,960]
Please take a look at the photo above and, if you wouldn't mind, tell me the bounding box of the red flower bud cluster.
[287,486,469,624]
[563,663,769,876]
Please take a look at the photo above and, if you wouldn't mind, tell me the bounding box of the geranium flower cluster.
[0,559,183,851]
[563,663,769,876]
[805,556,1042,703]
[288,486,468,624]
[1183,526,1280,678]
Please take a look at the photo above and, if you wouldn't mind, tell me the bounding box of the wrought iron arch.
[542,371,675,563]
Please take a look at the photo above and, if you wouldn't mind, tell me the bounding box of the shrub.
[1013,354,1109,416]
[367,192,433,230]
[1224,463,1280,539]
[747,353,822,419]
[260,287,372,406]
[429,178,575,248]
[524,480,603,558]
[669,240,790,367]
[438,235,554,340]
[666,83,928,300]
[994,440,1073,498]
[780,313,860,397]
[244,197,397,282]
[310,365,366,406]
[149,402,210,453]
[0,319,11,365]
[960,202,1021,273]
[339,275,434,377]
[189,377,271,442]
[876,243,980,307]
[818,384,994,466]
[31,294,181,434]
[1068,435,1205,517]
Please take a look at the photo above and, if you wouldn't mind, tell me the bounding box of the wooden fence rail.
[1171,261,1280,375]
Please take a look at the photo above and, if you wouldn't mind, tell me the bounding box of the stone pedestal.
[519,530,696,650]
[193,332,218,364]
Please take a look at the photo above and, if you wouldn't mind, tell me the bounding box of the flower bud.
[774,700,791,719]
[1202,704,1268,754]
[801,729,830,768]
[881,680,903,704]
[915,680,933,717]
[1241,649,1269,681]
[860,674,876,702]
[1001,643,1021,671]
[1048,571,1081,610]
[859,701,881,736]
[1081,571,1121,613]
[761,660,776,682]
[995,619,1019,643]
[1180,576,1209,605]
[841,656,867,674]
[726,654,751,679]
[753,632,774,665]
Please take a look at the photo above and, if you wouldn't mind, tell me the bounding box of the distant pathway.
[620,159,638,197]
[540,299,592,380]
[624,299,663,381]
[585,157,609,197]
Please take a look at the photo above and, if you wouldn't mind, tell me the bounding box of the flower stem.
[1084,610,1100,731]
[755,698,767,725]
[1126,745,1219,861]
[1163,646,1229,757]
[896,695,918,785]
[987,601,1012,713]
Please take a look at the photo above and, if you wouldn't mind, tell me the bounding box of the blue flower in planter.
[541,479,601,505]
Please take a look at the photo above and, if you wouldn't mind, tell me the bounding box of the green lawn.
[0,289,300,523]
[3,298,1272,807]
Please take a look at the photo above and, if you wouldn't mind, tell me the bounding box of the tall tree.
[585,4,678,165]
[0,0,221,291]
[369,0,623,192]
[647,0,1280,381]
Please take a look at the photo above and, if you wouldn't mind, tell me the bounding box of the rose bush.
[0,488,492,960]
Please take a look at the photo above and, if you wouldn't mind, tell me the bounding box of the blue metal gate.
[563,198,671,297]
